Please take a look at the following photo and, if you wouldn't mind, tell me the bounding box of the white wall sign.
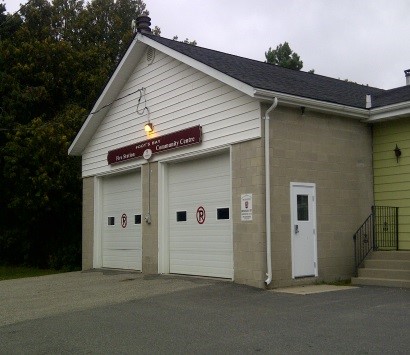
[241,194,253,221]
[143,148,152,160]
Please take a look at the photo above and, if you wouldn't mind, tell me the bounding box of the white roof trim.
[68,37,147,156]
[254,88,369,119]
[366,101,410,122]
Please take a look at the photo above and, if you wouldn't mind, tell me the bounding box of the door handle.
[294,224,299,234]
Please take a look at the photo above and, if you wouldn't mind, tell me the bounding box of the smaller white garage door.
[101,171,142,270]
[168,153,233,278]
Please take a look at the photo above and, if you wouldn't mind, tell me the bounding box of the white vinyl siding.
[82,49,260,177]
[168,153,233,278]
[101,171,142,270]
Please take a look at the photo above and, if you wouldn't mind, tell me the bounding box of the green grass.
[0,265,66,281]
[315,278,352,286]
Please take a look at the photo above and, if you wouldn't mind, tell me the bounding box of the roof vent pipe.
[405,69,410,86]
[366,94,372,109]
[136,15,151,33]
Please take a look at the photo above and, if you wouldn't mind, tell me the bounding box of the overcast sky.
[4,0,410,90]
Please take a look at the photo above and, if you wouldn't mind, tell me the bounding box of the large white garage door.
[101,171,142,270]
[168,153,233,278]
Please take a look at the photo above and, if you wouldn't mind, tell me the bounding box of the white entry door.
[290,183,318,278]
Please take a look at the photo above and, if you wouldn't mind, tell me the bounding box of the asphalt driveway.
[0,271,409,354]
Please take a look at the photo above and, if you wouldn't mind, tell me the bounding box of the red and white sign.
[121,213,127,228]
[196,206,206,224]
[107,126,202,165]
[241,194,253,221]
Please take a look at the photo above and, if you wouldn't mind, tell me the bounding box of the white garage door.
[168,153,233,278]
[101,171,142,270]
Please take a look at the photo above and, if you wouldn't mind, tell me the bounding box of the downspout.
[264,97,278,286]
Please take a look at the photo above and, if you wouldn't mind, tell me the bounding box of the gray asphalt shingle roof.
[372,85,410,108]
[146,34,409,110]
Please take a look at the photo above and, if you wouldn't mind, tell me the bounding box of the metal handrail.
[353,211,374,272]
[353,206,399,274]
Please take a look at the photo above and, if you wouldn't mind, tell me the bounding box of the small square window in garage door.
[217,208,229,220]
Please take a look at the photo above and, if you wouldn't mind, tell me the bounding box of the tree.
[1,106,85,268]
[172,35,197,46]
[265,42,303,70]
[0,0,150,269]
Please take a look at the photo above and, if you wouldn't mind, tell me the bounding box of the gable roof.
[145,34,385,109]
[69,33,410,156]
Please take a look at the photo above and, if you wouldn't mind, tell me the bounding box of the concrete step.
[358,268,410,280]
[364,259,410,270]
[369,251,410,261]
[351,277,410,288]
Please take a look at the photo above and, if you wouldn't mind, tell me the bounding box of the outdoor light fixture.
[394,144,401,163]
[144,122,153,133]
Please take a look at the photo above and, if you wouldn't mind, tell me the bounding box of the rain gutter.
[254,89,369,120]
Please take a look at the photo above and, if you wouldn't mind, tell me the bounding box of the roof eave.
[254,88,369,119]
[366,101,410,122]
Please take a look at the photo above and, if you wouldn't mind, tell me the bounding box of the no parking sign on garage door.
[121,213,127,228]
[196,206,206,224]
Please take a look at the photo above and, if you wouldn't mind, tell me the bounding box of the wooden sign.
[107,126,202,165]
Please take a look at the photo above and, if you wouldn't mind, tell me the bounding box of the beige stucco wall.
[232,139,266,289]
[141,162,159,274]
[267,105,374,287]
[82,176,94,270]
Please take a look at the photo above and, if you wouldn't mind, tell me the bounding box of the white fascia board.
[138,34,255,98]
[254,88,369,119]
[366,101,410,122]
[68,37,147,156]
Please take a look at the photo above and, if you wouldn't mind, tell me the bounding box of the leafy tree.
[0,0,150,268]
[51,0,86,42]
[151,25,161,36]
[1,106,85,268]
[79,0,147,66]
[0,2,22,37]
[265,41,303,70]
